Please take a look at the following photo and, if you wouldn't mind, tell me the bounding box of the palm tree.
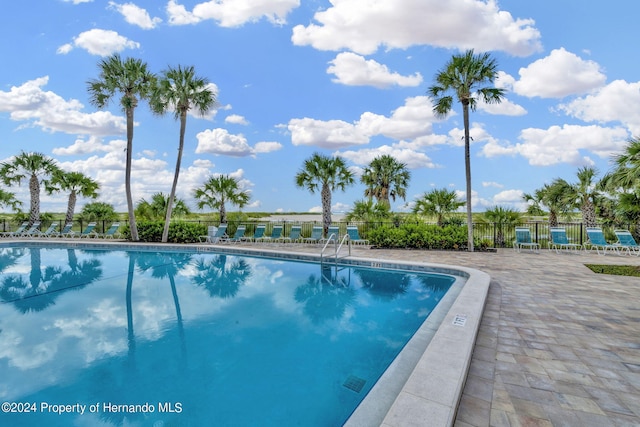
[361,155,411,208]
[0,151,61,225]
[428,49,506,251]
[560,167,600,228]
[87,54,156,241]
[295,153,354,234]
[135,192,190,221]
[79,201,119,223]
[345,199,391,222]
[481,206,521,247]
[0,188,21,211]
[193,175,250,224]
[413,188,465,227]
[151,65,217,243]
[524,181,571,227]
[45,170,100,225]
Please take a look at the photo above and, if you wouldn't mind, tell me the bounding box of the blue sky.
[1,0,639,215]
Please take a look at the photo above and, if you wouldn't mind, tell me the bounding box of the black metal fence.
[0,218,622,249]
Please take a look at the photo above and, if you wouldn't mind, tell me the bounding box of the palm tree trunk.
[66,190,77,225]
[321,183,332,235]
[29,173,40,226]
[125,107,139,241]
[220,198,227,224]
[549,211,558,227]
[162,112,187,243]
[463,102,474,252]
[581,201,597,228]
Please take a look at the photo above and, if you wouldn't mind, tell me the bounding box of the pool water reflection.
[0,245,455,426]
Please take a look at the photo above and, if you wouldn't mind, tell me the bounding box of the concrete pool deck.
[3,239,640,425]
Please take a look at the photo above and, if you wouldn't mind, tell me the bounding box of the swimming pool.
[0,243,468,426]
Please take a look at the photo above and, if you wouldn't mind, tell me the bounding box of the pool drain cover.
[343,375,366,393]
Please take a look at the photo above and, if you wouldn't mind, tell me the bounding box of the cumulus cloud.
[481,124,629,166]
[327,52,422,88]
[195,128,281,156]
[288,118,369,148]
[53,137,125,156]
[0,77,126,136]
[477,98,527,116]
[513,48,606,98]
[558,79,640,135]
[57,29,140,56]
[482,181,504,188]
[166,0,300,27]
[336,145,438,169]
[108,2,162,29]
[292,0,541,56]
[225,114,249,125]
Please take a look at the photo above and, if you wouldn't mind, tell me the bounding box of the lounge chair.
[259,225,283,243]
[549,227,581,254]
[281,225,302,243]
[1,221,28,238]
[34,223,59,238]
[199,224,228,243]
[221,225,246,243]
[74,222,98,238]
[613,230,639,256]
[320,225,341,245]
[58,223,75,238]
[514,227,539,253]
[303,226,323,244]
[347,226,369,245]
[240,224,265,243]
[100,222,121,239]
[20,221,42,238]
[583,227,620,255]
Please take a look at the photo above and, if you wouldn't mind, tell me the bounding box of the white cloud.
[292,0,541,56]
[481,124,629,166]
[57,29,140,56]
[166,0,300,27]
[327,52,422,88]
[288,118,369,148]
[53,137,125,156]
[225,114,249,125]
[493,189,524,204]
[558,80,640,135]
[108,2,162,29]
[482,181,504,188]
[513,48,606,98]
[478,97,527,116]
[195,128,280,156]
[336,145,437,169]
[0,77,126,136]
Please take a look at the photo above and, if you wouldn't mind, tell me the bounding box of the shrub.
[369,223,472,250]
[122,221,207,243]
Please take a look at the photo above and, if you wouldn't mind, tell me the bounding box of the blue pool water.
[0,245,456,426]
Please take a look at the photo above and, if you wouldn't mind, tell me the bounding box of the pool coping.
[0,239,491,426]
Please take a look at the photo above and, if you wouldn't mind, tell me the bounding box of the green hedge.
[368,224,476,250]
[122,221,208,243]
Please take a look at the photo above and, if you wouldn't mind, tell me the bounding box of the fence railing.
[0,218,626,249]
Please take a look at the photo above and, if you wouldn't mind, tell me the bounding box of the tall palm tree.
[361,155,411,208]
[413,188,465,227]
[295,153,354,234]
[193,175,250,224]
[87,54,156,241]
[45,170,100,225]
[0,151,61,225]
[151,65,217,243]
[428,49,506,251]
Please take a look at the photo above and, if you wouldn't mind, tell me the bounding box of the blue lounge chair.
[281,225,302,243]
[199,224,228,243]
[583,227,620,255]
[1,221,28,238]
[75,222,98,238]
[240,224,265,243]
[34,222,59,238]
[259,225,283,243]
[100,222,121,239]
[514,227,539,253]
[321,225,341,244]
[58,223,74,238]
[613,230,639,256]
[20,221,42,237]
[304,226,323,244]
[549,227,581,254]
[347,226,369,245]
[221,225,246,243]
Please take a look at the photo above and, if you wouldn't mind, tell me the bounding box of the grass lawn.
[585,264,640,277]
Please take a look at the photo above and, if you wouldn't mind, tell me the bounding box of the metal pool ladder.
[320,232,351,263]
